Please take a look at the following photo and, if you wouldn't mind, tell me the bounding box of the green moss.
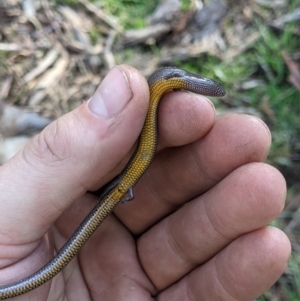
[181,0,192,12]
[100,0,159,29]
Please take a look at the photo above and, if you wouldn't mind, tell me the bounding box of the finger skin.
[138,163,286,290]
[156,91,216,149]
[116,114,272,233]
[156,227,291,301]
[0,65,149,284]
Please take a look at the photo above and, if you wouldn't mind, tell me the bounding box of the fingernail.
[203,96,215,109]
[88,66,133,117]
[253,115,271,138]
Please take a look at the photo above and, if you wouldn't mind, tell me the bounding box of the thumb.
[0,65,149,251]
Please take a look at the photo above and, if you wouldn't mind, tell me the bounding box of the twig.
[77,0,122,32]
[103,29,116,69]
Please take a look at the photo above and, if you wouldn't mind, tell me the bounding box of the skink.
[0,67,225,299]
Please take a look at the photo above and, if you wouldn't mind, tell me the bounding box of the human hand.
[0,65,290,300]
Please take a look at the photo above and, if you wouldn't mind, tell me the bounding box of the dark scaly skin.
[0,67,225,299]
